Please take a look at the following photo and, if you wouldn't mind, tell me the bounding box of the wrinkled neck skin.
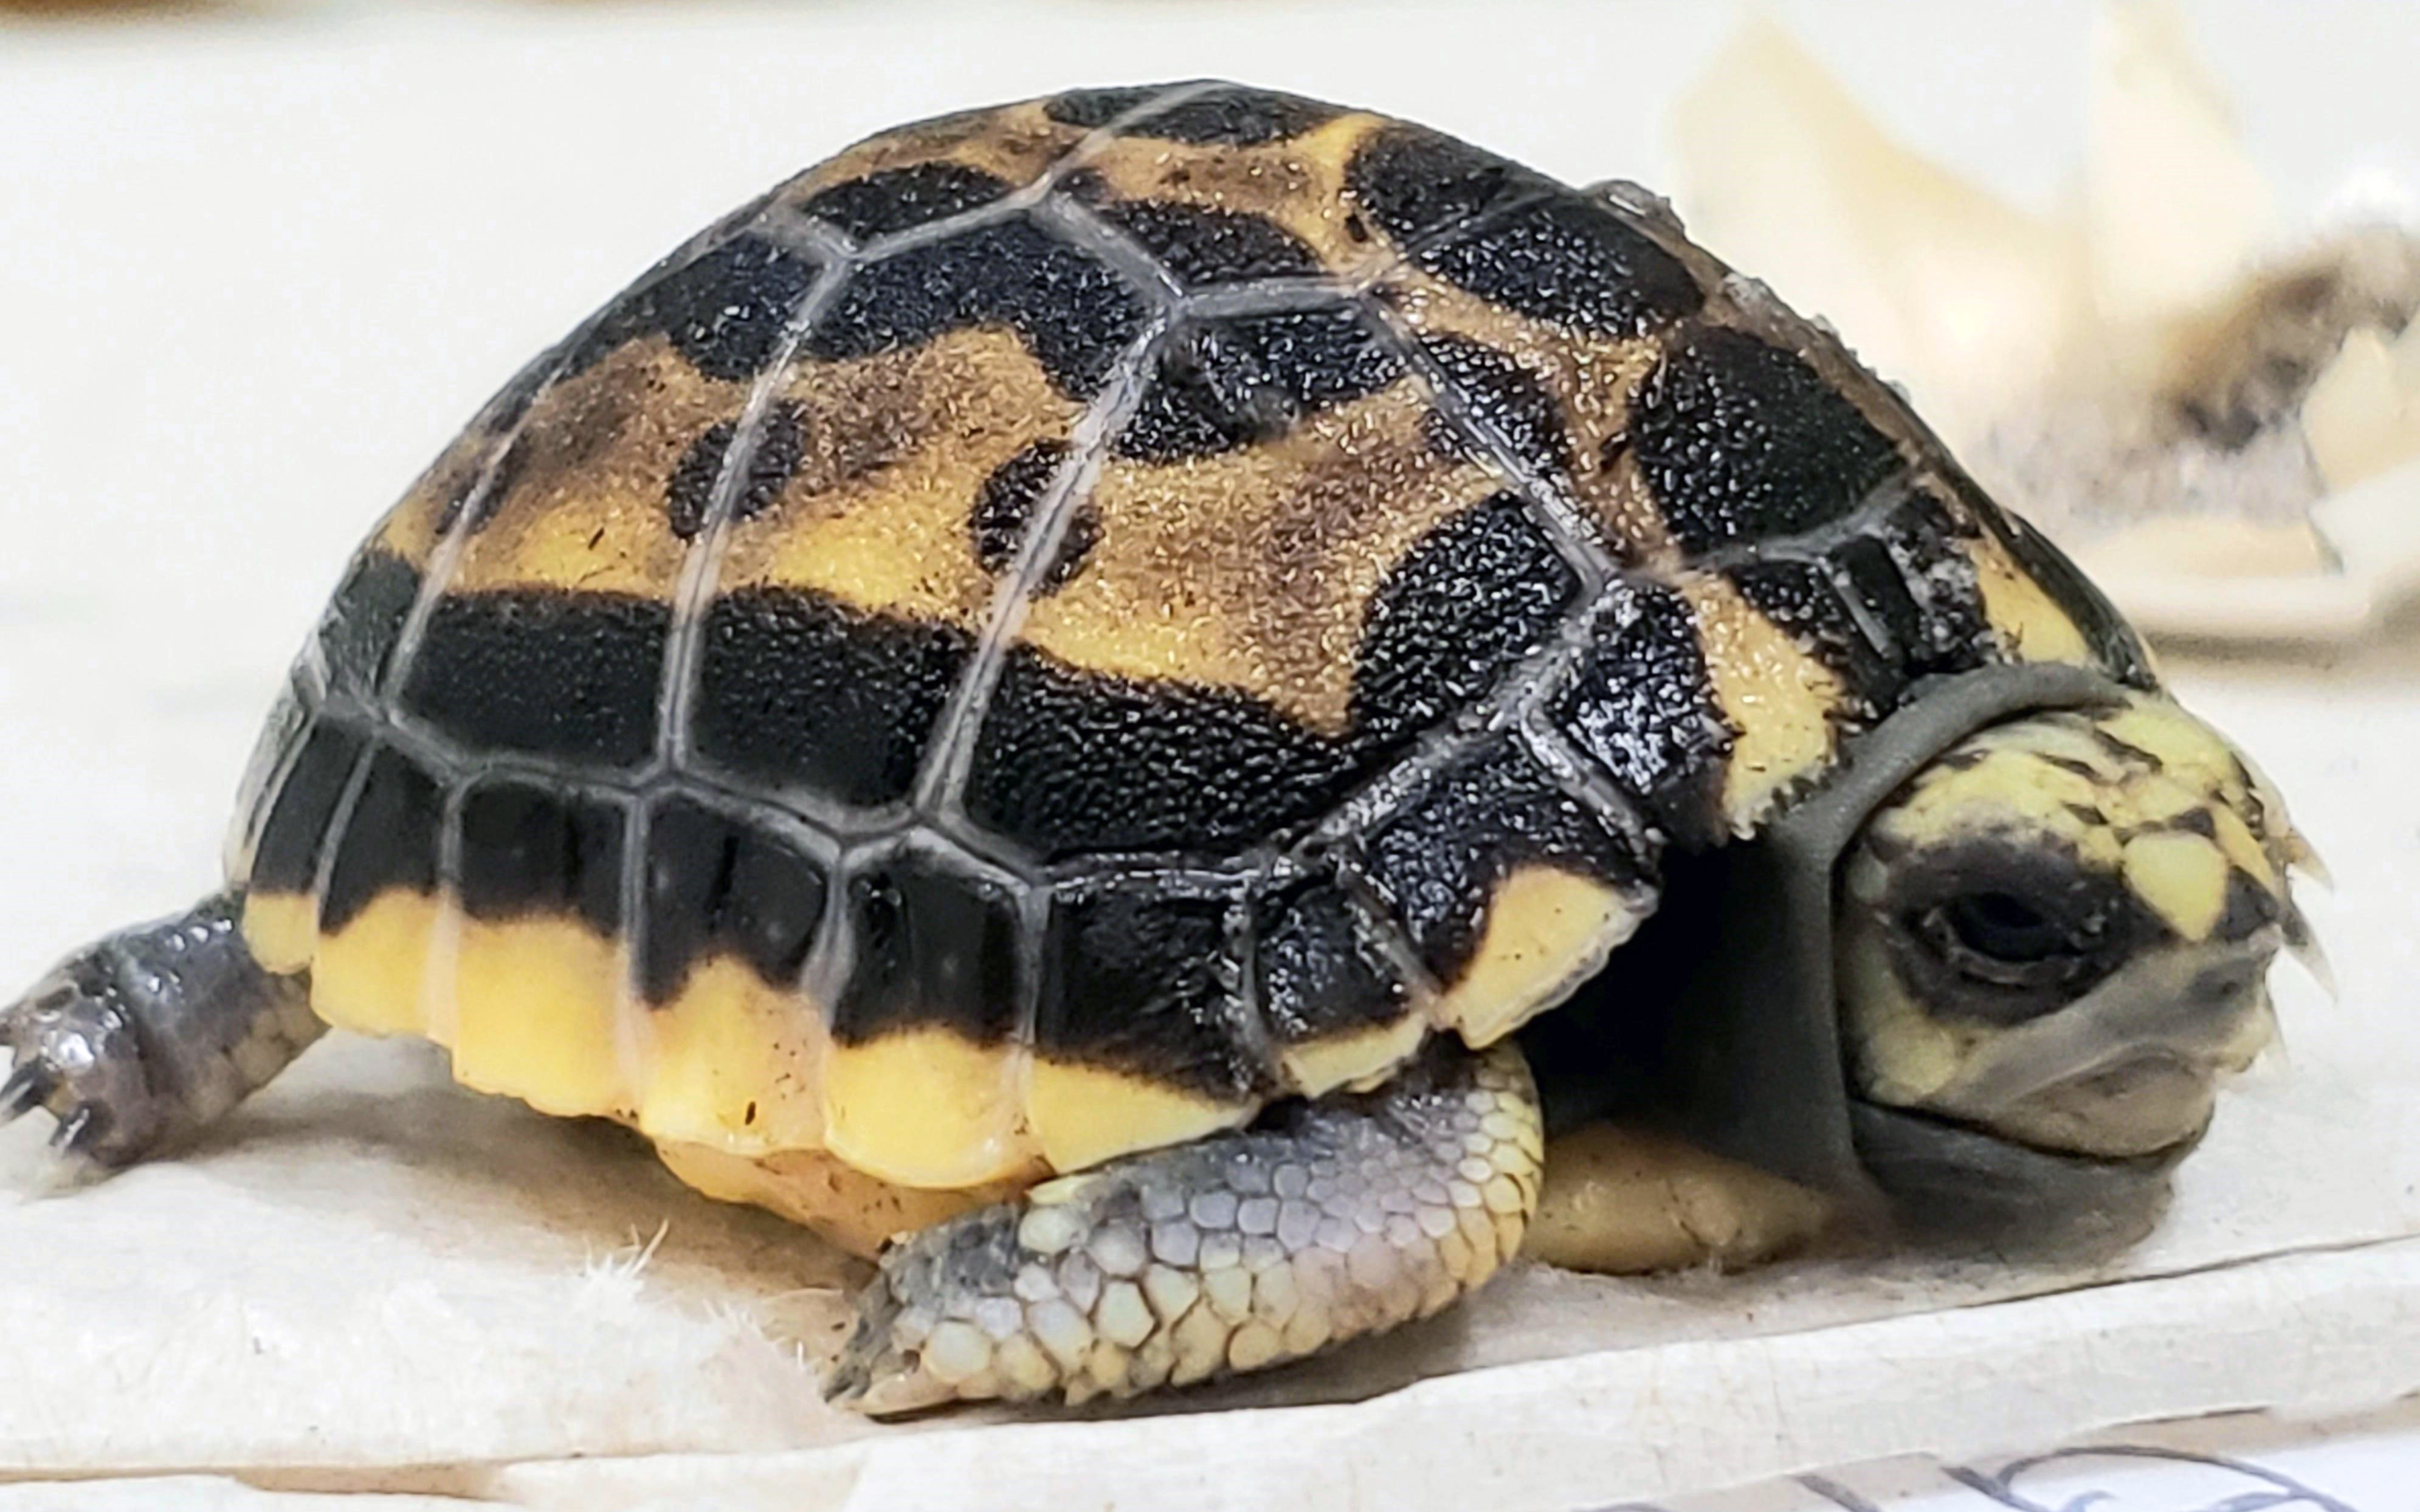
[1525,663,2278,1258]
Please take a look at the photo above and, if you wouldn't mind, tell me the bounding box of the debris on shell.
[1671,2,2420,643]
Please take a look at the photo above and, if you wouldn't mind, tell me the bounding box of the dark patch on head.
[639,796,829,1002]
[457,780,627,935]
[1351,493,1578,747]
[1418,335,1576,492]
[1727,557,1905,719]
[1413,190,1705,337]
[566,234,825,383]
[1551,581,1735,847]
[1114,306,1404,461]
[832,851,1024,1044]
[963,645,1362,861]
[317,549,422,699]
[664,402,808,540]
[2039,752,2110,782]
[800,163,1017,241]
[2214,870,2281,944]
[319,746,446,935]
[247,721,373,896]
[805,219,1151,399]
[691,586,972,810]
[1057,83,1342,146]
[1088,199,1325,287]
[1356,740,1652,985]
[1039,883,1269,1101]
[1346,125,1550,250]
[1253,873,1413,1049]
[1877,839,2152,1026]
[1976,500,2156,687]
[969,438,1097,593]
[2166,806,2219,839]
[1629,325,1905,556]
[2064,802,2108,830]
[399,591,669,772]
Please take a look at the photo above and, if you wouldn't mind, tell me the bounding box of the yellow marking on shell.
[1070,111,1395,278]
[633,954,827,1154]
[2122,830,2233,942]
[1019,380,1498,732]
[715,326,1084,622]
[374,411,517,568]
[307,889,443,1039]
[777,100,1091,215]
[1377,266,1676,563]
[1967,532,2095,665]
[241,891,319,977]
[1025,1060,1254,1175]
[1277,1013,1427,1099]
[443,336,749,599]
[1432,865,1642,1047]
[447,913,633,1119]
[1680,573,1847,831]
[653,1139,1032,1260]
[822,1029,1036,1189]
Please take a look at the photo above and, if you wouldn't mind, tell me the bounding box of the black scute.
[1878,486,1993,667]
[1356,741,1652,986]
[800,163,1019,241]
[1629,325,1905,555]
[1417,335,1577,492]
[1039,885,1269,1100]
[641,797,829,1002]
[692,587,971,810]
[319,746,444,935]
[1114,306,1403,462]
[1728,557,1905,718]
[457,781,626,935]
[664,402,807,540]
[1049,83,1340,145]
[399,591,668,772]
[833,852,1024,1044]
[1087,199,1325,287]
[1351,493,1577,748]
[805,218,1150,399]
[1416,190,1706,338]
[1552,580,1734,848]
[565,234,826,383]
[1253,875,1412,1047]
[317,549,422,698]
[248,721,371,896]
[969,439,1096,593]
[964,647,1361,861]
[1346,125,1551,250]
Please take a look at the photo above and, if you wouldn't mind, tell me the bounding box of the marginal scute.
[639,797,829,1003]
[245,721,371,899]
[317,746,445,936]
[1726,557,1905,718]
[1680,572,1850,832]
[1037,884,1268,1104]
[1345,123,1548,250]
[1252,875,1421,1095]
[824,1028,1029,1187]
[832,852,1024,1045]
[456,780,627,935]
[316,550,422,698]
[1356,741,1654,995]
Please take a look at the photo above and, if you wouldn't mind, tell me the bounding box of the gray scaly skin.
[1,892,322,1174]
[829,1040,1543,1413]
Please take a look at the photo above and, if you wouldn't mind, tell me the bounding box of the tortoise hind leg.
[1,891,323,1175]
[829,1040,1542,1413]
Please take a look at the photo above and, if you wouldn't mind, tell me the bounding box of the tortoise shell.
[222,82,2151,1192]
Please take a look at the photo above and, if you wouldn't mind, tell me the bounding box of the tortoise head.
[1836,694,2320,1172]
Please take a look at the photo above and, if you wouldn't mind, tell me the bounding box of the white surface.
[0,2,2416,1507]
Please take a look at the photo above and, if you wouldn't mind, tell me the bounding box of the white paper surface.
[1,3,2415,1506]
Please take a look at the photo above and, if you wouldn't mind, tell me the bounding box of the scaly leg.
[1,892,323,1175]
[829,1040,1541,1412]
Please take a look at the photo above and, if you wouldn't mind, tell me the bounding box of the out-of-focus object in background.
[1672,1,2420,645]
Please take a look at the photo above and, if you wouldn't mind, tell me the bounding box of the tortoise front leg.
[829,1040,1541,1412]
[1,891,323,1175]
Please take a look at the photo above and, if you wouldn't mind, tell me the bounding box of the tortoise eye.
[1917,890,2105,992]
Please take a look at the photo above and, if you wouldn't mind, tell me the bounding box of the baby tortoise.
[2,83,2318,1412]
